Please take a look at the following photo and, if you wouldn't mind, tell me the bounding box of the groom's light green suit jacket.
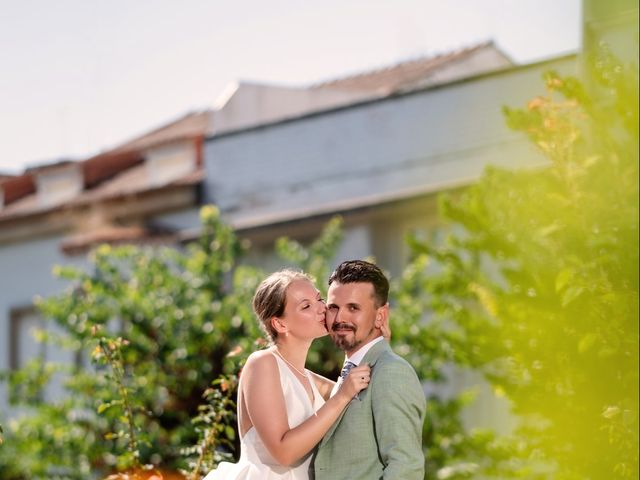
[311,340,426,480]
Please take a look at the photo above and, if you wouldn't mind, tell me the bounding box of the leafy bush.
[404,47,638,478]
[0,207,258,478]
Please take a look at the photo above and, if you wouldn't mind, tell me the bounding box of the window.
[9,306,45,370]
[9,305,82,402]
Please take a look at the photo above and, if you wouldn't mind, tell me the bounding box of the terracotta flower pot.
[104,469,187,480]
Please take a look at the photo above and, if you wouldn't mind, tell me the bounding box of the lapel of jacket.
[319,339,390,446]
[361,338,389,368]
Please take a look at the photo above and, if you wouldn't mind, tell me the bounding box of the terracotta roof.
[80,110,209,187]
[25,159,76,174]
[313,41,511,94]
[83,151,144,188]
[0,167,203,222]
[69,165,204,206]
[110,110,211,154]
[0,173,35,205]
[0,110,209,215]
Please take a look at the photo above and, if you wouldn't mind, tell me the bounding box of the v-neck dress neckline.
[272,351,319,407]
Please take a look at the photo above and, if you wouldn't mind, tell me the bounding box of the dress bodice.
[204,352,325,480]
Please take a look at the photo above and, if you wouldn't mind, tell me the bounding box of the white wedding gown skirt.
[203,353,325,480]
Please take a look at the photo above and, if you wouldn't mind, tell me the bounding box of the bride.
[203,269,372,479]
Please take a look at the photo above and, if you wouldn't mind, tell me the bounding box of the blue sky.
[0,0,581,174]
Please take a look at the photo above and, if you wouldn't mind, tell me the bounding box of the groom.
[312,260,426,479]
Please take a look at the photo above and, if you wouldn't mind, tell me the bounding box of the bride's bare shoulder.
[241,349,281,393]
[244,349,277,373]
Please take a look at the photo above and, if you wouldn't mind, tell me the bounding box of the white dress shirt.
[331,336,384,397]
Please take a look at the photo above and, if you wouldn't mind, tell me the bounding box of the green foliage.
[92,335,147,471]
[275,216,344,288]
[390,243,508,479]
[182,375,238,479]
[406,47,638,478]
[0,206,255,478]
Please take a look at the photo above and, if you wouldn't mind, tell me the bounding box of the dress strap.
[271,350,315,406]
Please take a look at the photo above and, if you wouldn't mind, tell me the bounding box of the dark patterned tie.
[340,360,357,380]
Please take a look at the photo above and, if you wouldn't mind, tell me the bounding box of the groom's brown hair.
[328,260,389,307]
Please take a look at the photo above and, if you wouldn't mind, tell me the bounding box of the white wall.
[204,56,576,231]
[212,82,373,136]
[153,206,202,232]
[0,234,87,416]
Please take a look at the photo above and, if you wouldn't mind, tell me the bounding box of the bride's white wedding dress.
[203,352,325,480]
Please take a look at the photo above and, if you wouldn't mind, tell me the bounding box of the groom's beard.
[331,322,374,352]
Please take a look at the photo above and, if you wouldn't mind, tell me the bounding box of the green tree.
[0,206,259,478]
[406,47,638,478]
